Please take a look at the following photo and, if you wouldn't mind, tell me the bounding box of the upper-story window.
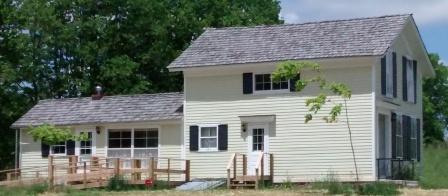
[381,51,396,98]
[254,74,289,91]
[404,58,416,103]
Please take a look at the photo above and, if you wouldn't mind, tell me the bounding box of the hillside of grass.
[420,143,448,189]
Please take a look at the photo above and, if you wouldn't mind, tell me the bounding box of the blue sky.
[279,0,448,64]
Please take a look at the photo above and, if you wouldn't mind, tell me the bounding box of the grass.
[0,183,48,196]
[420,143,448,189]
[358,182,399,195]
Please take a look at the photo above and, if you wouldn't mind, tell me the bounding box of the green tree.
[0,0,282,170]
[423,54,448,144]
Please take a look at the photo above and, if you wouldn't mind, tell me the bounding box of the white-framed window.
[51,141,66,155]
[396,116,403,158]
[410,118,417,160]
[134,128,158,148]
[80,132,93,155]
[254,74,289,92]
[406,58,416,103]
[108,129,132,148]
[199,126,218,151]
[385,51,394,97]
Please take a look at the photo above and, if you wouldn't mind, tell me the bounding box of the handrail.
[226,153,237,170]
[254,151,264,171]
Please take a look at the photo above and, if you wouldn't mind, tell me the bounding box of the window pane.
[134,131,146,138]
[263,74,271,82]
[201,138,217,148]
[281,81,289,89]
[109,139,120,148]
[263,83,270,90]
[148,131,158,138]
[201,128,210,137]
[273,82,281,90]
[209,127,217,136]
[134,139,146,148]
[148,139,158,147]
[122,139,131,148]
[255,83,263,91]
[255,74,263,82]
[109,132,121,138]
[121,131,131,138]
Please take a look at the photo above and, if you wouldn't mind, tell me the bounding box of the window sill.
[50,154,67,157]
[253,90,291,95]
[197,149,218,153]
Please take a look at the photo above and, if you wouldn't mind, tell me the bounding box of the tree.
[423,54,448,144]
[0,0,282,170]
[272,61,358,181]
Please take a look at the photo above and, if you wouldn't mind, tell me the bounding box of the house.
[10,14,434,184]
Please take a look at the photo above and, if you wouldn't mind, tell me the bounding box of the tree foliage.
[0,0,282,169]
[28,124,88,145]
[423,54,448,144]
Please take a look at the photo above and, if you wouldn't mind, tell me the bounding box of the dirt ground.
[41,188,448,196]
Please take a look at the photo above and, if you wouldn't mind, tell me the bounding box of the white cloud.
[280,0,448,26]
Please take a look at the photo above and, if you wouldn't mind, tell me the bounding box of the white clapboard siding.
[184,64,374,182]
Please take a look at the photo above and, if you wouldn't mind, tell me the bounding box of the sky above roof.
[279,0,448,65]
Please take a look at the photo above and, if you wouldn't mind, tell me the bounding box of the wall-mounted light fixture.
[96,126,101,134]
[241,123,247,132]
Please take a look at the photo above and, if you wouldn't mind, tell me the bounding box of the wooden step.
[232,175,258,182]
[230,183,256,188]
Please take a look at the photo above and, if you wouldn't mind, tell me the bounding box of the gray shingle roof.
[168,14,410,69]
[11,92,183,128]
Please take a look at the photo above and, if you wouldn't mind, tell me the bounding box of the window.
[199,126,218,151]
[80,132,92,155]
[385,51,394,97]
[254,74,289,91]
[108,129,132,148]
[51,141,66,155]
[134,128,158,148]
[406,59,416,103]
[396,116,403,158]
[378,114,387,158]
[410,118,417,160]
[252,128,264,151]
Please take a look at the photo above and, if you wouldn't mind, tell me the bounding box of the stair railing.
[254,151,264,189]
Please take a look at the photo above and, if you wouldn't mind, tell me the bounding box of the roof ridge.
[205,14,411,31]
[39,92,183,102]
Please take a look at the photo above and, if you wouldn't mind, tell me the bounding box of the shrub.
[106,175,130,191]
[358,182,399,195]
[312,174,354,195]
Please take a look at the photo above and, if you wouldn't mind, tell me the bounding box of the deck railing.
[226,152,274,189]
[376,158,416,180]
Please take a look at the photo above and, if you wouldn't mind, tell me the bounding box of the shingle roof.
[168,14,410,69]
[11,92,183,128]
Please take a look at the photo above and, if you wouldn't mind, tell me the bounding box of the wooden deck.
[0,156,190,189]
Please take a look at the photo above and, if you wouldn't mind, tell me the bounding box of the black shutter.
[243,73,253,94]
[416,118,421,161]
[290,73,300,92]
[413,60,417,103]
[41,142,50,158]
[381,56,387,95]
[189,125,199,151]
[391,113,397,158]
[402,56,408,101]
[393,52,397,98]
[402,115,409,160]
[66,140,75,155]
[218,124,228,151]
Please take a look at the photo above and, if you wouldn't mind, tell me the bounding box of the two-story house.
[10,14,434,184]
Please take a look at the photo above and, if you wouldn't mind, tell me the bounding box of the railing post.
[114,158,120,175]
[376,159,380,180]
[48,156,54,190]
[269,154,274,182]
[233,155,237,178]
[185,160,190,182]
[83,161,87,188]
[167,158,171,187]
[255,168,259,189]
[149,157,154,179]
[243,154,247,176]
[227,169,231,189]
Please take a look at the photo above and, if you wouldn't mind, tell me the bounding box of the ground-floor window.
[107,128,158,158]
[396,117,403,158]
[80,132,93,155]
[51,141,66,155]
[199,126,218,151]
[410,118,418,160]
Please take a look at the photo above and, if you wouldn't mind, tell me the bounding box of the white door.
[247,123,269,176]
[76,130,96,163]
